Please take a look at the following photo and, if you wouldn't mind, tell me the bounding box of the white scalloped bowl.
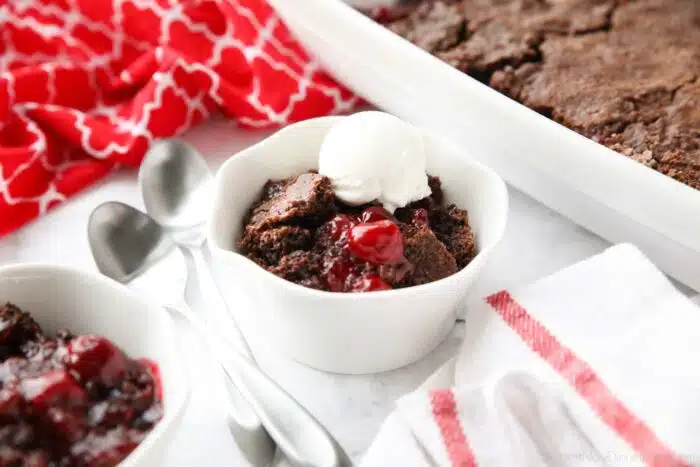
[0,264,190,467]
[208,116,508,374]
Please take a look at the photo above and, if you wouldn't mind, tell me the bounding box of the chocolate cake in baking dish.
[377,0,700,190]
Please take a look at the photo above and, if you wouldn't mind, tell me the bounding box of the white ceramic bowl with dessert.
[208,113,508,374]
[0,264,189,466]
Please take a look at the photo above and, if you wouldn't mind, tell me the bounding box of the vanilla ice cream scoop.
[318,111,431,213]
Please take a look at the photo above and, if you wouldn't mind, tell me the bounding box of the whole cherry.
[348,220,404,265]
[66,335,129,386]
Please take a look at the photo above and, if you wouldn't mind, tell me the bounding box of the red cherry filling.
[140,359,163,402]
[328,214,355,240]
[0,302,165,466]
[360,206,393,223]
[46,407,86,442]
[66,335,129,385]
[0,389,22,417]
[21,371,86,410]
[326,259,351,292]
[349,275,392,292]
[348,220,404,265]
[321,210,411,292]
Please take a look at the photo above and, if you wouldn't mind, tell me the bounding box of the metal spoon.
[137,139,274,463]
[138,140,260,358]
[88,202,353,467]
[137,139,248,352]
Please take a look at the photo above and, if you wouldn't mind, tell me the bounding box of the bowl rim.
[0,262,191,466]
[207,116,509,301]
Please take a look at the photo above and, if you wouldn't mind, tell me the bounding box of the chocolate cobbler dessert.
[371,0,700,190]
[0,303,163,466]
[238,172,476,292]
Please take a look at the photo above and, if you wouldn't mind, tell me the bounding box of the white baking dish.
[268,0,700,291]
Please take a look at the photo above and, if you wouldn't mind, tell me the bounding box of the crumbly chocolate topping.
[238,172,477,292]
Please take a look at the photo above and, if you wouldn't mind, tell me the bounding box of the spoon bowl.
[139,139,213,230]
[88,202,189,305]
[88,201,181,282]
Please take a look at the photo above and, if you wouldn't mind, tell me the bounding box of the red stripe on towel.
[486,290,689,467]
[430,388,478,467]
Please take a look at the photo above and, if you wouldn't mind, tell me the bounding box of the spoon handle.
[169,299,275,467]
[185,244,256,360]
[172,300,353,467]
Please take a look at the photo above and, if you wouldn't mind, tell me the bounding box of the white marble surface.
[0,119,696,466]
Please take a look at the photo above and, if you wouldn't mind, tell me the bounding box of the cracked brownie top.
[379,0,700,190]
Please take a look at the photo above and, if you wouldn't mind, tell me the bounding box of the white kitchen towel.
[362,244,700,467]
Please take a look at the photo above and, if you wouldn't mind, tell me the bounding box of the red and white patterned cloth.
[0,0,357,237]
[363,244,700,467]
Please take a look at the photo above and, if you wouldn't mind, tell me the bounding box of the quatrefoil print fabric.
[0,0,357,236]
